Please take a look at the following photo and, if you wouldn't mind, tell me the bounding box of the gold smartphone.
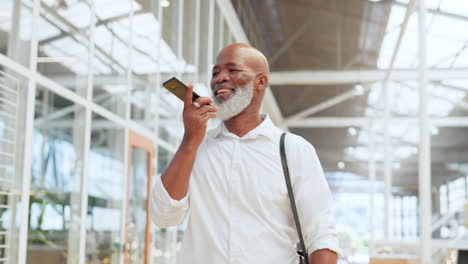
[162,77,201,102]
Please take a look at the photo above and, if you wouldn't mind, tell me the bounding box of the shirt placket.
[228,138,242,263]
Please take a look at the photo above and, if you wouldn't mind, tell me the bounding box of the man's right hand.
[182,84,218,147]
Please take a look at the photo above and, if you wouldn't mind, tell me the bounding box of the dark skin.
[161,43,337,264]
[210,44,269,137]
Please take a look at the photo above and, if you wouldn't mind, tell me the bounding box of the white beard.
[214,81,254,121]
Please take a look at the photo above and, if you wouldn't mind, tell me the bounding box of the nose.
[215,70,229,84]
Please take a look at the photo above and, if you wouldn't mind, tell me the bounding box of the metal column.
[77,2,96,264]
[207,0,215,79]
[383,81,392,240]
[17,0,40,263]
[368,122,376,254]
[418,0,431,262]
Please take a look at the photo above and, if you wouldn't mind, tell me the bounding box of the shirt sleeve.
[286,135,342,257]
[150,174,190,228]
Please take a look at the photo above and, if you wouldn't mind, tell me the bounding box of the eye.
[229,69,239,73]
[212,71,219,77]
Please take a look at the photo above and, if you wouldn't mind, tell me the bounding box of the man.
[151,43,340,264]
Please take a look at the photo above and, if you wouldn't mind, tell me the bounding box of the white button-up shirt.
[151,115,340,264]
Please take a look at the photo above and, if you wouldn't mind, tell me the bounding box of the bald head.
[217,43,270,77]
[212,43,270,94]
[210,43,270,120]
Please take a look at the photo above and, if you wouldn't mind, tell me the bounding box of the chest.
[193,138,290,209]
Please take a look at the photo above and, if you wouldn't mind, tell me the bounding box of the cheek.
[234,73,253,87]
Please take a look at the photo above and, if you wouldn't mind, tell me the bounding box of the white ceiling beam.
[286,117,468,128]
[394,1,468,24]
[269,68,468,85]
[284,86,368,124]
[319,148,468,164]
[49,74,147,87]
[398,81,468,113]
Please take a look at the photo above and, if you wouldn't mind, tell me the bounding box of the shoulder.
[282,132,325,184]
[284,132,317,154]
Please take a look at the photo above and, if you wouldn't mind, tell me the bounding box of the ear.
[255,74,269,91]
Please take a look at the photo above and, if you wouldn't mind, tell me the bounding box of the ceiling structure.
[232,0,468,195]
[2,0,468,196]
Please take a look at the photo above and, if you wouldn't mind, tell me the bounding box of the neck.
[224,107,264,138]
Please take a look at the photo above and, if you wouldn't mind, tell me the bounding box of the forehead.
[212,62,240,70]
[213,48,252,69]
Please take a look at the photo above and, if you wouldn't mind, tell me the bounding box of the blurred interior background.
[1,0,468,263]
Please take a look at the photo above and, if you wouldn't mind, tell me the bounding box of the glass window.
[213,6,222,56]
[36,1,92,97]
[127,12,161,131]
[1,0,34,66]
[400,195,418,239]
[156,146,172,176]
[182,0,197,73]
[198,0,212,85]
[448,177,465,212]
[440,184,447,215]
[91,6,131,118]
[0,67,28,264]
[27,85,86,264]
[403,196,418,238]
[85,113,125,264]
[152,144,179,263]
[393,196,401,239]
[161,0,178,61]
[129,79,158,132]
[0,0,249,262]
[127,147,149,264]
[223,23,231,47]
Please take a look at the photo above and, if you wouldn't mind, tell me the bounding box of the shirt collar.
[211,114,281,141]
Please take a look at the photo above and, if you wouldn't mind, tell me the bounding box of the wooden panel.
[125,131,155,264]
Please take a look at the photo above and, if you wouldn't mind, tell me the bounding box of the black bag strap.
[280,133,309,264]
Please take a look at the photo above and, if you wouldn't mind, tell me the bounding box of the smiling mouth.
[215,88,233,96]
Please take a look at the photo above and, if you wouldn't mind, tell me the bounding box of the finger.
[197,105,218,115]
[193,96,214,107]
[184,83,194,110]
[202,112,217,121]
